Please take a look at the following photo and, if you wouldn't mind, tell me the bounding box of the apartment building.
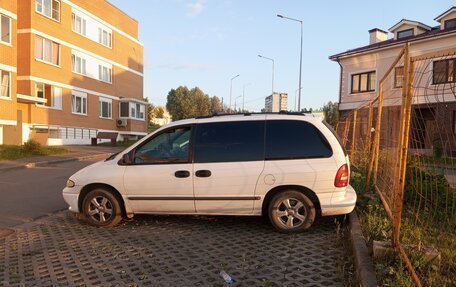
[0,1,18,144]
[0,0,145,145]
[330,6,456,152]
[264,92,288,112]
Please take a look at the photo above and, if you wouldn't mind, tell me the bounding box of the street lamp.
[242,83,252,111]
[277,14,303,111]
[234,95,242,112]
[229,74,240,113]
[258,55,274,96]
[294,87,302,112]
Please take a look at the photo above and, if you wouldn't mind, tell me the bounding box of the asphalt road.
[0,159,98,229]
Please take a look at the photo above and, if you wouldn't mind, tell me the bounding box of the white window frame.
[98,64,112,83]
[119,101,146,121]
[0,69,11,99]
[72,91,88,116]
[99,97,112,119]
[35,82,45,101]
[51,86,62,110]
[0,14,12,46]
[98,27,112,48]
[71,53,87,75]
[71,12,86,36]
[34,82,61,109]
[35,0,61,22]
[35,36,60,67]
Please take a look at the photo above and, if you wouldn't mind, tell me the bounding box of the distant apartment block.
[330,7,456,152]
[264,92,288,112]
[0,0,145,145]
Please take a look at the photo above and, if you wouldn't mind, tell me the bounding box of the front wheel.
[268,190,316,233]
[82,188,123,227]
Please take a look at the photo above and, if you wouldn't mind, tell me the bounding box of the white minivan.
[63,113,356,233]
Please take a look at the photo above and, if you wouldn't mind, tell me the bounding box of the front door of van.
[192,119,265,214]
[123,125,195,213]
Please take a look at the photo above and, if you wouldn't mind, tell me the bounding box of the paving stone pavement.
[0,211,352,287]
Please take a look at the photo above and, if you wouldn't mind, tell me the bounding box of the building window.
[72,92,87,115]
[433,59,456,84]
[72,54,86,75]
[120,102,145,119]
[444,19,456,30]
[351,71,376,94]
[120,102,129,117]
[51,86,62,109]
[99,98,112,119]
[35,0,60,21]
[394,66,404,88]
[0,14,11,44]
[397,28,414,39]
[35,82,62,109]
[0,70,10,98]
[35,35,60,66]
[98,65,112,83]
[72,13,86,35]
[98,27,112,48]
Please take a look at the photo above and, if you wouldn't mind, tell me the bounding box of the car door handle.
[195,170,211,177]
[175,170,190,178]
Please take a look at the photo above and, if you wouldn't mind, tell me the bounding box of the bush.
[23,139,41,153]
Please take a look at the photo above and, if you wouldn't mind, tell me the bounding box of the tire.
[82,188,123,227]
[268,190,316,233]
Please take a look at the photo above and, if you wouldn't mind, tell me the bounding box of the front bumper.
[321,184,357,216]
[62,186,83,213]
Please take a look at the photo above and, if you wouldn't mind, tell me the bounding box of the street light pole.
[242,83,251,112]
[229,74,240,113]
[277,14,303,111]
[258,55,274,96]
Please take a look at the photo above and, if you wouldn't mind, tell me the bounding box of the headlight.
[66,179,75,188]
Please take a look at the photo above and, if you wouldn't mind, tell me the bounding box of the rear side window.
[194,121,265,163]
[265,120,332,160]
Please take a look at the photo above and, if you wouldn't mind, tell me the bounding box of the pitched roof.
[389,19,432,32]
[329,26,456,60]
[434,6,456,22]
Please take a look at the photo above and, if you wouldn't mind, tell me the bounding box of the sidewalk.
[0,145,124,172]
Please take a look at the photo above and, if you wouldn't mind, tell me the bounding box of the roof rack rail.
[195,111,311,119]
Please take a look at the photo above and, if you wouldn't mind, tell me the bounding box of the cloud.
[187,0,207,16]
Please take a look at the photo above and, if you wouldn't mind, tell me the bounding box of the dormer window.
[397,28,414,39]
[444,18,456,29]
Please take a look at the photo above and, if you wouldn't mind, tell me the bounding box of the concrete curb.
[0,153,112,173]
[348,211,378,287]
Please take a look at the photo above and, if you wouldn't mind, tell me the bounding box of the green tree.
[166,86,194,120]
[209,96,222,114]
[166,86,219,120]
[322,101,339,127]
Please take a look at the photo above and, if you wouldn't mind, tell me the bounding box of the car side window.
[134,127,191,164]
[265,120,332,160]
[194,121,265,163]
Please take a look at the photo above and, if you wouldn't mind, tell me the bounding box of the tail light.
[335,164,349,187]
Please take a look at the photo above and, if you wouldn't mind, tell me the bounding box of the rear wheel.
[82,188,122,227]
[268,190,316,233]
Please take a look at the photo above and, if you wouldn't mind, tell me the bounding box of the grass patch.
[351,167,456,286]
[0,140,68,161]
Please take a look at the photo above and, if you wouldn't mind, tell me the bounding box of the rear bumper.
[321,184,357,216]
[62,186,83,213]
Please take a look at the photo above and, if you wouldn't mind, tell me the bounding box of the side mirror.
[119,152,133,165]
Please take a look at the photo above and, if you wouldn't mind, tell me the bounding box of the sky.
[109,0,455,112]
